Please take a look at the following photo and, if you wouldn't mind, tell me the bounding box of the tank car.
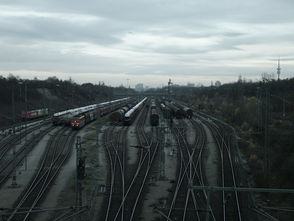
[165,102,185,119]
[124,97,147,126]
[98,97,133,116]
[109,104,133,122]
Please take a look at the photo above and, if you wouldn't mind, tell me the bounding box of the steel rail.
[102,125,119,221]
[7,127,67,219]
[190,118,217,221]
[0,125,54,186]
[22,129,76,221]
[167,122,201,220]
[198,113,242,221]
[113,103,158,221]
[7,127,77,220]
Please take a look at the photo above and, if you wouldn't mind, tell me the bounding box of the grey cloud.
[0,16,123,45]
[0,44,125,73]
[0,0,293,86]
[3,0,294,25]
[268,57,294,62]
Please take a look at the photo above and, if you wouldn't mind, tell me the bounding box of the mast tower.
[277,58,281,80]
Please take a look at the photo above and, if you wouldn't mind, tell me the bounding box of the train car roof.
[53,97,130,117]
[124,97,147,118]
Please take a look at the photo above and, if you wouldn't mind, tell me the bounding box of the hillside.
[0,75,133,128]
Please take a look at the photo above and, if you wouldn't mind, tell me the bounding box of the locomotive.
[71,109,97,129]
[109,103,133,122]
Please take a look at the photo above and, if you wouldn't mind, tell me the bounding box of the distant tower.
[277,58,281,80]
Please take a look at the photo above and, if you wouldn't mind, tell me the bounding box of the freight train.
[161,101,193,119]
[52,97,132,126]
[124,97,148,126]
[98,97,131,115]
[21,108,49,121]
[109,103,133,122]
[165,102,185,119]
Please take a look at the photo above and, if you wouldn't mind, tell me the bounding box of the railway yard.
[0,97,259,221]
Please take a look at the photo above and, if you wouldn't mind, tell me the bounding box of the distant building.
[187,82,195,87]
[135,83,144,92]
[215,81,221,87]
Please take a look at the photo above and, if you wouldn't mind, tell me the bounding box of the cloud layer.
[0,0,294,86]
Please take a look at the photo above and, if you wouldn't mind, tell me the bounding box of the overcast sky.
[0,0,294,87]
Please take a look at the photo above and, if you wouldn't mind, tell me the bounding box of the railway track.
[101,102,160,221]
[165,118,214,221]
[115,103,158,221]
[197,113,243,221]
[0,101,249,221]
[0,120,50,164]
[0,125,54,187]
[5,127,77,221]
[100,123,128,221]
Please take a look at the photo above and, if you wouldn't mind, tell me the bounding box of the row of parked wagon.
[52,97,133,129]
[18,97,194,131]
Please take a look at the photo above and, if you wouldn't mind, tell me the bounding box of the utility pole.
[257,84,271,184]
[264,87,271,184]
[11,87,15,134]
[18,82,23,143]
[71,87,74,108]
[256,86,262,133]
[96,104,100,166]
[25,82,28,142]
